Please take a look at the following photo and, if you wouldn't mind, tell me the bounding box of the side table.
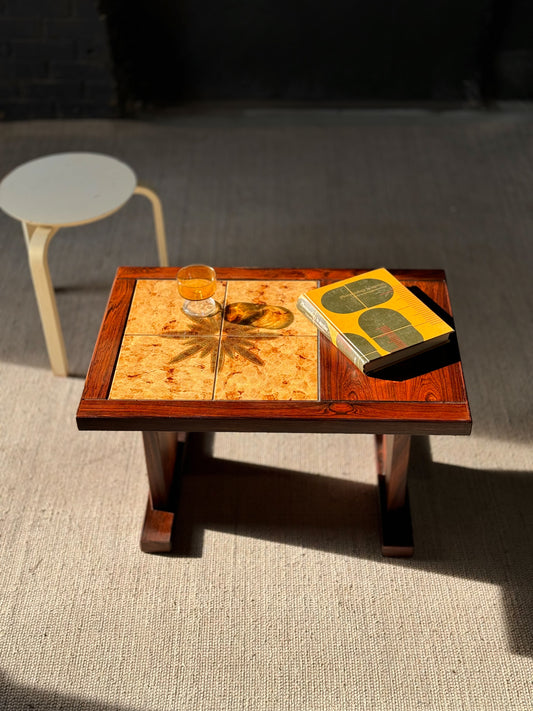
[76,267,472,557]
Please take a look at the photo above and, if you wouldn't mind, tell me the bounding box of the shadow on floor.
[169,433,533,657]
[172,432,380,560]
[0,669,135,711]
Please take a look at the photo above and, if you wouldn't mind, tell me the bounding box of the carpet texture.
[0,107,532,710]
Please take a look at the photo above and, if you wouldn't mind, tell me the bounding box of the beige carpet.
[1,107,532,710]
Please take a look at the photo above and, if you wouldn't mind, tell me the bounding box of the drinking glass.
[177,264,217,317]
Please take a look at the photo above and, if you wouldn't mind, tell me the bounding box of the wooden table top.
[76,267,471,435]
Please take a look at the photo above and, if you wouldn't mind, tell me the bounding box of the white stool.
[0,152,169,376]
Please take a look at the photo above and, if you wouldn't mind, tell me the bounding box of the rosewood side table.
[76,267,471,557]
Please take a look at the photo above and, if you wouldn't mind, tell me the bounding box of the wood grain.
[77,268,472,436]
[140,431,188,553]
[77,398,471,434]
[375,434,414,557]
[80,274,136,400]
[142,431,178,509]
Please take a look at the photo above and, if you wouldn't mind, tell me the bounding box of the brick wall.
[0,0,118,119]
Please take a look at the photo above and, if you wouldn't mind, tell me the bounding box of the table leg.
[25,223,68,376]
[375,434,414,557]
[141,431,187,553]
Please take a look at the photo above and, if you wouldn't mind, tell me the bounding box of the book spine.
[296,295,367,373]
[335,332,367,373]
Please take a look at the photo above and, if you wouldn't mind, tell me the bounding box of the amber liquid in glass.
[179,277,216,301]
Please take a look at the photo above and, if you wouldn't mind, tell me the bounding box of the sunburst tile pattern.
[213,335,318,401]
[109,336,217,400]
[109,279,319,401]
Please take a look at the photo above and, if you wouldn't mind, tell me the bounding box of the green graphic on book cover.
[321,278,393,314]
[309,268,451,359]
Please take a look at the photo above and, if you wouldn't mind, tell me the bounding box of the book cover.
[296,268,454,374]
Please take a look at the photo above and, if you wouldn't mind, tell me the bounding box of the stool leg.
[24,223,68,376]
[134,184,169,267]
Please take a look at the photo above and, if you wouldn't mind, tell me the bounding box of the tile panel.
[109,279,319,401]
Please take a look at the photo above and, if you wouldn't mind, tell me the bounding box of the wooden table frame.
[76,267,472,557]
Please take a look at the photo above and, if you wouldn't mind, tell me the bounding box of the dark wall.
[490,0,533,99]
[104,0,533,110]
[1,0,532,120]
[0,0,117,119]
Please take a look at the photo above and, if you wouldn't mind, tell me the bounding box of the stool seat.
[0,152,169,377]
[0,153,137,227]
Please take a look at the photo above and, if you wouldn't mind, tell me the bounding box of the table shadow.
[169,432,533,657]
[171,432,380,560]
[0,668,135,711]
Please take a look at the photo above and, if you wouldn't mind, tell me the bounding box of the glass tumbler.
[177,264,217,317]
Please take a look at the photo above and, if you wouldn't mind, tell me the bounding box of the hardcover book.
[296,268,454,374]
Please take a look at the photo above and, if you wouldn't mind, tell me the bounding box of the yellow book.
[296,268,454,374]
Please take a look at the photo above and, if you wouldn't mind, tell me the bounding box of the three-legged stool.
[0,152,169,376]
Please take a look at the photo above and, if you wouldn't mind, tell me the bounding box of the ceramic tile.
[223,280,317,336]
[125,279,227,335]
[213,335,318,401]
[112,279,319,402]
[109,335,216,400]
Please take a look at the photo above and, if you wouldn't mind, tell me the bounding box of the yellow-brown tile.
[223,280,318,336]
[125,279,227,335]
[213,335,318,401]
[109,335,216,400]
